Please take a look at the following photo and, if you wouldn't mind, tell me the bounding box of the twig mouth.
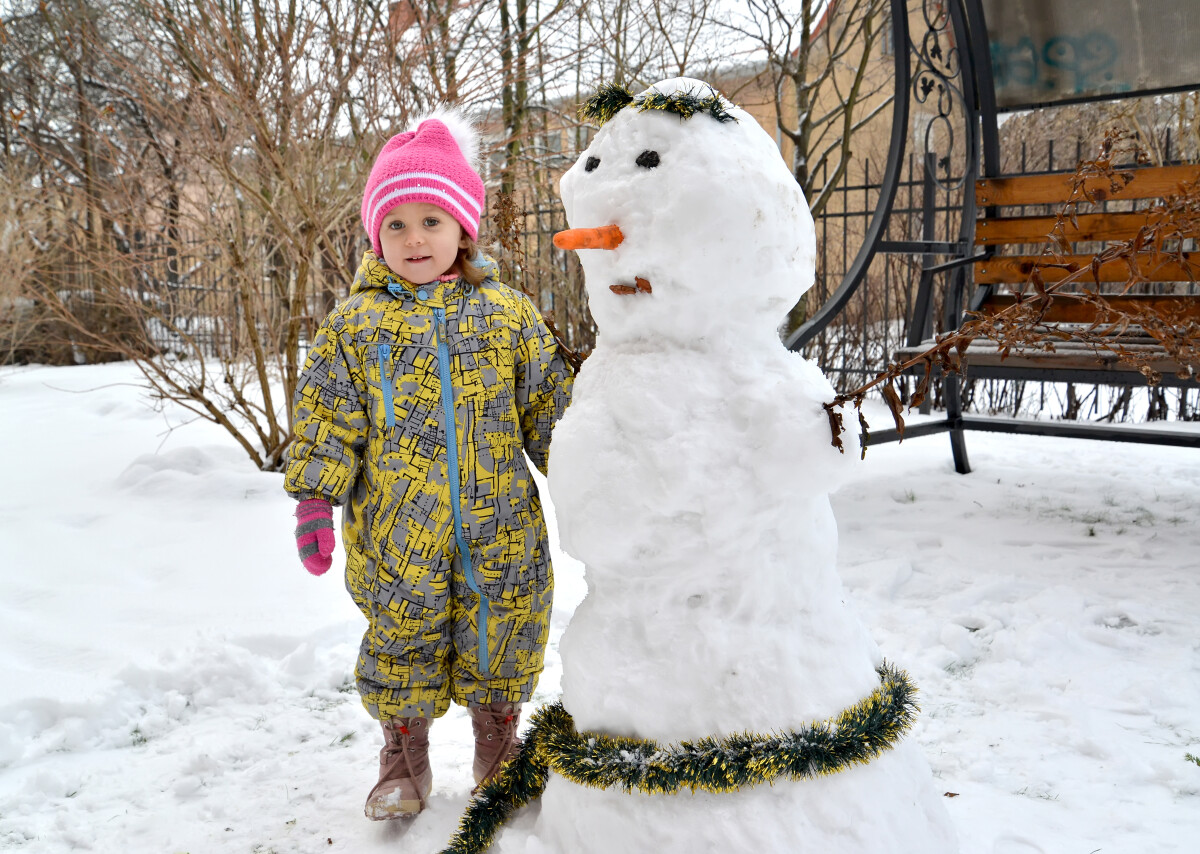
[610,277,652,296]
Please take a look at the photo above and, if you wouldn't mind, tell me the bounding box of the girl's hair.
[458,237,489,288]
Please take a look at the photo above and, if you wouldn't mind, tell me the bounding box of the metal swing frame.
[787,0,1200,474]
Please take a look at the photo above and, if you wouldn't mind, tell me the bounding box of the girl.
[285,110,574,820]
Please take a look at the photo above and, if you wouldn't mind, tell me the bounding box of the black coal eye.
[635,150,660,168]
[584,156,600,172]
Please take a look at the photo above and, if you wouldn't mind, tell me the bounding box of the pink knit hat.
[361,117,486,257]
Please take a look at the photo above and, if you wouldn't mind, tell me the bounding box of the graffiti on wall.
[991,32,1128,100]
[981,0,1199,110]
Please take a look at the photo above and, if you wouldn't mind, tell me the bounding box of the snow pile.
[1,353,1197,849]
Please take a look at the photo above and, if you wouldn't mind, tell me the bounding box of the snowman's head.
[559,78,816,347]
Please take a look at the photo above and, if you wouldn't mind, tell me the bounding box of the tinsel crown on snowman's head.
[578,82,739,126]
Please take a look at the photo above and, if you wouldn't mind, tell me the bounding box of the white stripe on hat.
[365,171,482,220]
[370,186,479,235]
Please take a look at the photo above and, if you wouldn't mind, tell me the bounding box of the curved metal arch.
[788,0,993,352]
[785,0,911,352]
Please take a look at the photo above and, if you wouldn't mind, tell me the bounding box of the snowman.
[499,78,959,854]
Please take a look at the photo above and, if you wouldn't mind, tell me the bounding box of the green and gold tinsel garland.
[440,662,918,854]
[579,82,738,127]
[578,83,636,125]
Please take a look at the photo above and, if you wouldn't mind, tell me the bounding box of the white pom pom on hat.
[420,106,481,168]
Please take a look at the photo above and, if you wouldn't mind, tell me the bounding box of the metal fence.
[123,207,596,359]
[71,131,1196,421]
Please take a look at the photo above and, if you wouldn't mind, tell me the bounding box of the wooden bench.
[889,162,1200,471]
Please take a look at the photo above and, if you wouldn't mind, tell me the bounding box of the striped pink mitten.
[294,499,336,576]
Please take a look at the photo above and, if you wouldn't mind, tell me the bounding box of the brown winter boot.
[364,717,432,820]
[470,702,522,789]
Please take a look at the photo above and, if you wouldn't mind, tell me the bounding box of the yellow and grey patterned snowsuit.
[285,252,573,720]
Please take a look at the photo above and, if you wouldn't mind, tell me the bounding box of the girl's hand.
[294,499,336,576]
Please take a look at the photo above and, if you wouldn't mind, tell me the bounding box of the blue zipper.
[377,344,396,429]
[433,306,490,677]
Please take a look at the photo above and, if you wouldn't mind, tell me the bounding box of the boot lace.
[380,719,428,810]
[474,707,521,789]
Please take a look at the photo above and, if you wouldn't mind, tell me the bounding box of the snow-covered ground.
[0,361,1196,853]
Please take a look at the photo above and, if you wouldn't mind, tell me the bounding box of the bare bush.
[3,0,424,468]
[2,0,913,466]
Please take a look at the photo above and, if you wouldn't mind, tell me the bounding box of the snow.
[0,362,1197,851]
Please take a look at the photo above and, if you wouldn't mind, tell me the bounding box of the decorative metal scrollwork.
[909,0,972,191]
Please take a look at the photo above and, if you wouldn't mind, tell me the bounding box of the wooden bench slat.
[892,341,1191,379]
[974,212,1199,245]
[969,341,1172,354]
[975,252,1199,285]
[949,343,1187,374]
[975,164,1200,207]
[978,293,1200,324]
[898,338,1181,358]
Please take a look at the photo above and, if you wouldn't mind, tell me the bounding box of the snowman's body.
[518,79,957,854]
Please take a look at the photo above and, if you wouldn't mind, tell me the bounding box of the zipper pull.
[377,343,396,430]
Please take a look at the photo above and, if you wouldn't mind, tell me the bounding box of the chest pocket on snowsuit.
[454,322,520,453]
[370,324,437,435]
[357,334,444,564]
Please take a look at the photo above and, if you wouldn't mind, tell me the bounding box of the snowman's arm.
[284,314,369,505]
[514,297,575,476]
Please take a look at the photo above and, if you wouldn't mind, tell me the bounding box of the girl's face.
[378,202,469,284]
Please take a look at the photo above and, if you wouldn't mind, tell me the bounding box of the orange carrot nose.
[553,225,624,251]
